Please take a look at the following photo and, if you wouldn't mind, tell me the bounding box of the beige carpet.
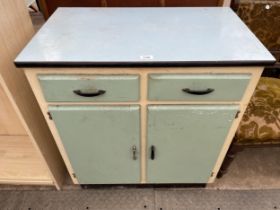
[209,147,280,190]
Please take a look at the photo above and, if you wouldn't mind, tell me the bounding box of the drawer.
[38,74,140,102]
[148,74,251,101]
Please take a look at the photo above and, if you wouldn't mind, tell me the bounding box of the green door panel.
[38,74,140,102]
[49,105,140,184]
[147,105,238,183]
[148,74,251,101]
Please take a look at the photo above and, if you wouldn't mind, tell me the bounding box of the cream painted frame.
[24,66,263,184]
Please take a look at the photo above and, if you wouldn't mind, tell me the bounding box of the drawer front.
[148,74,251,101]
[38,74,140,102]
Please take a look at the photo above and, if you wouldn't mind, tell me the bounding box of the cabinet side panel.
[0,85,26,135]
[0,0,67,188]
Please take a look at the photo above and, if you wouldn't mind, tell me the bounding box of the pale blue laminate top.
[15,7,275,67]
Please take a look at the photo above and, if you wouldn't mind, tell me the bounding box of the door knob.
[150,145,155,160]
[132,145,137,160]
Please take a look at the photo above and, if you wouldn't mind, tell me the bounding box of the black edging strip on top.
[14,60,276,68]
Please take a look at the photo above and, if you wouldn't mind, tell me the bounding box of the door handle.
[73,89,106,97]
[150,145,155,160]
[132,145,137,160]
[182,88,214,95]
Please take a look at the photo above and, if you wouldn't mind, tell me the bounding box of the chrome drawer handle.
[182,88,214,95]
[132,145,137,160]
[73,89,106,97]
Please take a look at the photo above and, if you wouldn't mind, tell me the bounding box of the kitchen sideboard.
[15,8,275,185]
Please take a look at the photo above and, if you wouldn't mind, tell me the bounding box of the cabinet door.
[147,105,238,183]
[49,105,140,184]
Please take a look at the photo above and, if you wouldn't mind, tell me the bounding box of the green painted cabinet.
[49,105,140,184]
[147,105,238,183]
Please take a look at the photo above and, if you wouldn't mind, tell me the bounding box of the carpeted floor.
[209,147,280,190]
[0,188,280,210]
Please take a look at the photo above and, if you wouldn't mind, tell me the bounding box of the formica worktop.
[15,7,275,67]
[17,8,275,185]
